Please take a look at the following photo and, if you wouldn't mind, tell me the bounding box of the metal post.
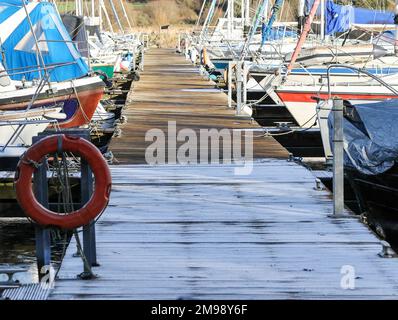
[228,61,233,108]
[227,0,234,38]
[132,53,137,75]
[81,158,98,268]
[119,0,133,31]
[196,0,207,27]
[34,227,51,279]
[245,0,250,26]
[140,50,144,72]
[333,98,344,216]
[242,61,247,106]
[109,0,124,33]
[298,0,305,32]
[32,137,51,278]
[241,0,245,23]
[320,0,325,40]
[236,61,243,115]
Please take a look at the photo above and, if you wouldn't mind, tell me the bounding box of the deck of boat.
[48,48,398,300]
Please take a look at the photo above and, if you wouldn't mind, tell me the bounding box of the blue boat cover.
[328,100,398,175]
[261,0,283,46]
[305,0,394,34]
[0,0,88,81]
[261,24,296,42]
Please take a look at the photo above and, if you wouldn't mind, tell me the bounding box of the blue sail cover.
[261,0,283,46]
[0,0,88,81]
[328,100,398,175]
[261,24,296,41]
[305,0,395,34]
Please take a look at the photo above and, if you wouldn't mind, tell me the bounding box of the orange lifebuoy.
[15,134,112,229]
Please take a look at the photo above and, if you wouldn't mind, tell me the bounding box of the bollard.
[379,240,397,258]
[332,98,344,216]
[228,61,233,109]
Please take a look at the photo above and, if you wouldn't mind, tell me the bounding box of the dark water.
[0,218,69,285]
[304,161,398,253]
[0,218,39,284]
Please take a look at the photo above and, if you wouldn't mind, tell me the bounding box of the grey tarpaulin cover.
[328,99,398,175]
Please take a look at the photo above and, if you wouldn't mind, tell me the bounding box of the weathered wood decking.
[50,162,398,299]
[109,48,288,163]
[49,49,398,300]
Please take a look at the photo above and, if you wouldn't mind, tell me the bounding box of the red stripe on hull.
[0,87,104,128]
[276,91,398,103]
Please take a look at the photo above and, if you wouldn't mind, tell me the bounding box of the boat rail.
[0,118,59,152]
[0,61,79,80]
[326,64,398,98]
[0,70,62,152]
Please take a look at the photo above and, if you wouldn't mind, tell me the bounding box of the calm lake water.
[0,218,38,284]
[0,217,69,288]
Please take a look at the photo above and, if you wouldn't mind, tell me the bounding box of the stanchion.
[31,130,98,279]
[332,98,344,216]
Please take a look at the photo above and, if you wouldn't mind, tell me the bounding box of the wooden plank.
[48,49,398,300]
[109,48,289,164]
[49,162,398,300]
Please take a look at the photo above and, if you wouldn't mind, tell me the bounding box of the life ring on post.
[14,134,112,229]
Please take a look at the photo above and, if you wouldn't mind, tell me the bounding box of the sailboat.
[269,0,398,128]
[0,0,105,129]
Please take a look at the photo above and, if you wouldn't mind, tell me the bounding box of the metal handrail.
[0,117,58,152]
[0,61,78,79]
[326,64,398,98]
[0,119,58,126]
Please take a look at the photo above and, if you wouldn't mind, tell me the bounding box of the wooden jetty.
[48,49,398,300]
[109,48,288,163]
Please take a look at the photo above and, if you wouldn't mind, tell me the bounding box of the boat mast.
[200,0,217,42]
[227,0,234,38]
[91,0,95,17]
[320,0,325,40]
[108,0,124,33]
[196,0,207,27]
[241,0,250,26]
[260,0,284,48]
[241,0,244,25]
[244,0,250,26]
[22,1,48,81]
[240,0,269,59]
[119,0,133,32]
[395,0,398,56]
[99,0,114,33]
[98,0,103,31]
[297,0,305,32]
[286,0,320,74]
[75,0,83,16]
